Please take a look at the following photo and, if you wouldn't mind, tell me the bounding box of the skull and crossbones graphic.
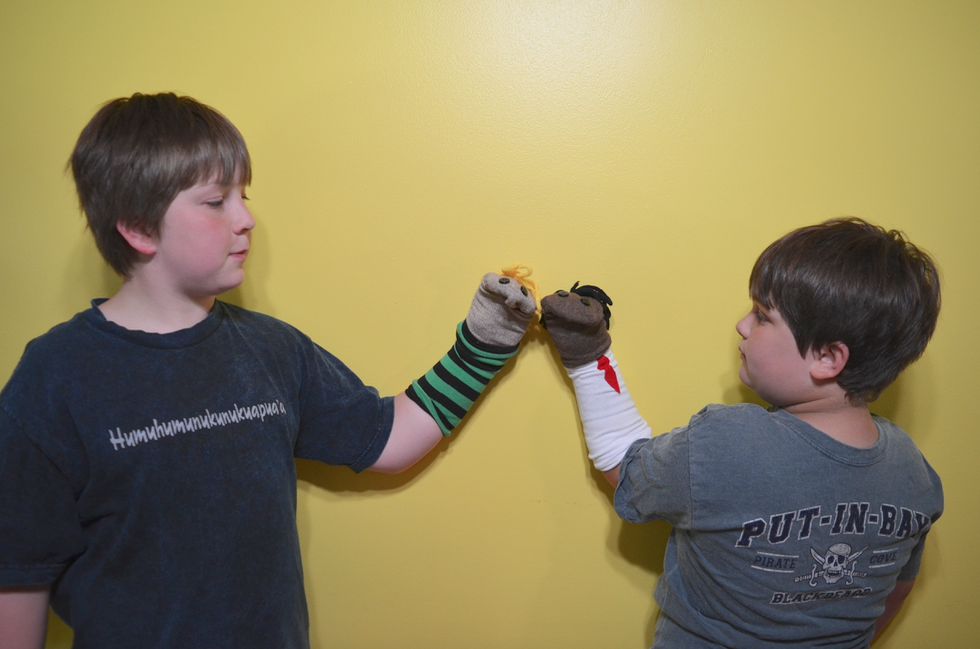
[795,543,869,587]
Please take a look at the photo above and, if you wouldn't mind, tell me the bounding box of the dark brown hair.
[749,218,941,402]
[70,93,252,276]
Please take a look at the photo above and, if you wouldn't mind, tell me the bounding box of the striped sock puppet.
[407,269,537,435]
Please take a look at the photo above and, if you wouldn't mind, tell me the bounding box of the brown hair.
[69,93,252,276]
[749,217,941,402]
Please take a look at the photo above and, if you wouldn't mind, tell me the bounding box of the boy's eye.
[206,200,224,208]
[754,309,768,323]
[242,193,250,201]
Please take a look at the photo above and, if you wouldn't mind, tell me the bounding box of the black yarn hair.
[570,282,613,329]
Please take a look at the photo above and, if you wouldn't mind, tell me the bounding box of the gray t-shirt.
[615,403,943,649]
[0,300,394,649]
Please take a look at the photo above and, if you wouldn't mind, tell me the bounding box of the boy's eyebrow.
[193,176,239,191]
[186,182,223,193]
[753,301,780,318]
[751,292,776,310]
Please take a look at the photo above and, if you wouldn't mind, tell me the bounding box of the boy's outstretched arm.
[540,283,651,486]
[0,585,49,649]
[369,271,537,473]
[873,579,915,641]
[368,394,443,473]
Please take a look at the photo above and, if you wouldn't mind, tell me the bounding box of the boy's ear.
[115,221,158,256]
[810,342,849,381]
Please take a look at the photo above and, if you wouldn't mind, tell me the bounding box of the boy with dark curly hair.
[542,218,943,648]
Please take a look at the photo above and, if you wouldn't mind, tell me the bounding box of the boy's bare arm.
[873,579,915,641]
[602,465,620,487]
[0,585,49,649]
[369,271,537,474]
[367,393,443,473]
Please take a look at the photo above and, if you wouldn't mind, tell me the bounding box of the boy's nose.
[735,312,751,339]
[236,203,256,234]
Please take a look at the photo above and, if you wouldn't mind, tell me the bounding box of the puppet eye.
[581,298,591,306]
[498,277,510,284]
[557,290,569,297]
[520,286,528,296]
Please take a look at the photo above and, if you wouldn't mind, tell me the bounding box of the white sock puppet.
[540,284,651,472]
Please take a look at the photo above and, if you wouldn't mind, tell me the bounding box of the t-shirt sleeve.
[614,426,693,527]
[897,531,929,581]
[0,406,86,586]
[291,340,394,473]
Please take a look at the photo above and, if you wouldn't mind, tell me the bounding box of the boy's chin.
[215,272,246,294]
[740,377,778,407]
[737,366,751,389]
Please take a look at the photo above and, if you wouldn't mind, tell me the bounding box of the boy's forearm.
[873,579,915,641]
[367,392,443,474]
[602,465,620,487]
[0,585,50,649]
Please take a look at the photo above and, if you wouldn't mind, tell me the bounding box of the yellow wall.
[1,1,976,647]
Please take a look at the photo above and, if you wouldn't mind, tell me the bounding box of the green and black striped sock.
[406,320,519,435]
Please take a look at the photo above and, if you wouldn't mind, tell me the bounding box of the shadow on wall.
[614,499,672,647]
[45,612,73,649]
[576,460,671,648]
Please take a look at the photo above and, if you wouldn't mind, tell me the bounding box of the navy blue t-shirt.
[0,300,394,648]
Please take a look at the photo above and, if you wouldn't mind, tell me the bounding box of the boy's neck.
[98,277,216,334]
[783,396,878,448]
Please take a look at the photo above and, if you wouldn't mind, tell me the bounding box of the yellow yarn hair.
[500,264,539,303]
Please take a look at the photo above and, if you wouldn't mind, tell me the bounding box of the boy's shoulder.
[213,301,331,358]
[10,306,99,369]
[0,306,101,425]
[654,403,782,464]
[680,404,934,472]
[214,300,306,336]
[683,402,773,432]
[678,403,859,459]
